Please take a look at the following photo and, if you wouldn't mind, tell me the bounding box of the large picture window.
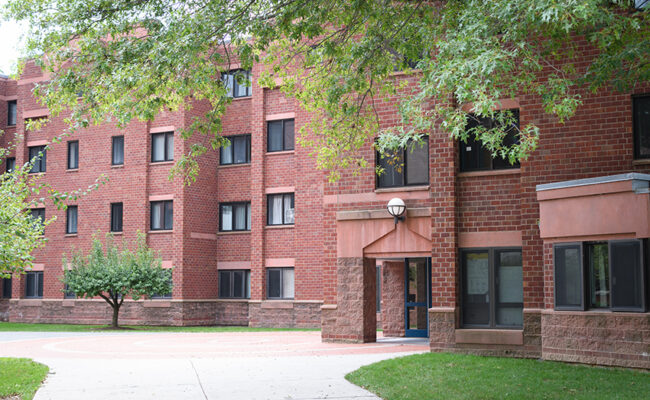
[267,119,294,152]
[267,267,294,299]
[219,270,251,299]
[460,110,520,172]
[220,135,251,165]
[376,138,429,188]
[267,193,294,225]
[554,240,647,312]
[220,202,251,231]
[633,95,650,159]
[461,248,523,328]
[150,200,173,231]
[28,146,46,173]
[222,69,252,98]
[151,132,174,162]
[25,271,43,299]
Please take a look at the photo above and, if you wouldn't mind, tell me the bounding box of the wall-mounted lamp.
[387,197,406,225]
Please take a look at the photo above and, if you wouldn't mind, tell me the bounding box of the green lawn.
[0,358,49,400]
[0,322,319,332]
[346,353,650,400]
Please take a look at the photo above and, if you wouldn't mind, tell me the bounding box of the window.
[376,265,382,313]
[66,206,78,234]
[267,193,294,225]
[67,141,79,169]
[110,203,123,233]
[219,270,251,299]
[150,200,173,231]
[222,69,252,98]
[151,132,174,162]
[461,248,523,328]
[377,138,429,188]
[460,109,520,172]
[554,240,647,312]
[7,100,16,126]
[220,135,251,165]
[267,267,294,299]
[636,0,648,10]
[112,136,124,165]
[28,146,46,173]
[633,95,650,159]
[267,119,294,152]
[5,157,15,173]
[63,283,75,299]
[2,278,11,298]
[151,271,173,299]
[30,208,45,227]
[25,271,43,298]
[220,202,251,231]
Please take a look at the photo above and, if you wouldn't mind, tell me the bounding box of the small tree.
[62,233,172,328]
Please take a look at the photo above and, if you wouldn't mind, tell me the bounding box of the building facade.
[1,50,649,369]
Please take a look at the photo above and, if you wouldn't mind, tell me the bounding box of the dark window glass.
[633,95,650,159]
[67,141,79,169]
[25,271,43,298]
[28,146,46,173]
[460,109,520,172]
[110,203,123,232]
[495,250,523,327]
[222,69,252,98]
[461,251,490,326]
[151,271,173,299]
[610,240,645,311]
[2,278,11,298]
[112,136,124,165]
[63,283,75,299]
[66,206,78,234]
[267,119,294,152]
[267,267,294,299]
[220,135,251,165]
[218,270,251,299]
[587,243,609,309]
[5,157,15,173]
[7,100,16,126]
[377,138,429,188]
[150,200,173,231]
[30,208,45,228]
[267,193,294,225]
[376,265,382,313]
[151,132,174,162]
[554,244,584,310]
[220,202,251,231]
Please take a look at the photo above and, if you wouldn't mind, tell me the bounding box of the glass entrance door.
[405,258,431,337]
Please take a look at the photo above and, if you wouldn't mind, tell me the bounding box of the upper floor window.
[267,193,294,226]
[554,240,647,312]
[220,202,251,232]
[30,208,45,226]
[5,157,15,173]
[151,132,174,162]
[219,270,251,299]
[66,206,78,234]
[112,136,124,165]
[28,146,46,173]
[7,100,16,126]
[25,271,43,299]
[376,138,429,188]
[220,135,251,165]
[110,202,123,233]
[67,141,79,170]
[150,200,173,231]
[222,69,252,98]
[460,109,520,172]
[267,119,294,152]
[633,95,650,159]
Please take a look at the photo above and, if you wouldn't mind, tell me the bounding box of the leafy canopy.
[4,0,649,180]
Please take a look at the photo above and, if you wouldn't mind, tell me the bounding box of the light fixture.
[387,197,406,224]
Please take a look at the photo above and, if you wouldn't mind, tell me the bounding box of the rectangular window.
[377,138,429,188]
[112,136,124,165]
[66,206,78,234]
[267,267,294,299]
[67,141,79,169]
[633,95,650,159]
[461,248,523,328]
[554,240,646,312]
[220,135,251,165]
[30,208,45,227]
[151,272,173,299]
[219,270,251,299]
[267,119,294,152]
[151,132,174,162]
[28,146,46,173]
[2,278,11,299]
[63,283,75,299]
[25,271,43,298]
[7,100,16,126]
[150,200,173,231]
[5,157,15,173]
[460,109,520,172]
[222,69,252,98]
[110,203,123,233]
[267,193,294,226]
[220,202,251,231]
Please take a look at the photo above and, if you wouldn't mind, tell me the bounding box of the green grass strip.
[0,322,319,332]
[0,358,49,400]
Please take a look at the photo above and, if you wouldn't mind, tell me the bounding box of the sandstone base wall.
[248,301,321,328]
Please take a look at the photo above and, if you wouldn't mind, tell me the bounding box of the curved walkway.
[0,331,428,399]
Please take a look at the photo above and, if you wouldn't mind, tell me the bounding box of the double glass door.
[405,258,431,337]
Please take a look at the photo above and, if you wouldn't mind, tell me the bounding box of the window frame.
[266,119,295,152]
[219,201,251,232]
[110,202,123,233]
[151,271,173,299]
[7,100,16,126]
[376,137,429,189]
[266,193,295,226]
[218,270,251,299]
[28,145,46,173]
[222,69,252,98]
[66,206,78,234]
[459,109,520,172]
[220,134,251,165]
[2,277,12,299]
[150,200,173,231]
[151,132,174,162]
[266,267,294,300]
[67,140,79,170]
[553,242,585,311]
[633,94,650,160]
[25,271,43,299]
[5,157,15,173]
[112,136,124,166]
[30,208,45,228]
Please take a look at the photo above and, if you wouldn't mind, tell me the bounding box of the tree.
[62,233,172,328]
[3,1,649,180]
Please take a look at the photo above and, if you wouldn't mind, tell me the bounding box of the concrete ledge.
[143,301,172,308]
[18,299,42,306]
[455,329,524,345]
[260,301,294,309]
[61,300,76,307]
[321,304,337,310]
[337,207,431,221]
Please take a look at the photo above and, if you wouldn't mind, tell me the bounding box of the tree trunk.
[111,304,120,328]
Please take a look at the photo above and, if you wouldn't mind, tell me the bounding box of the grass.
[346,353,650,400]
[0,358,49,400]
[0,322,319,333]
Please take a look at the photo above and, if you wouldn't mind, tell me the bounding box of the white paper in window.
[153,135,165,160]
[222,205,232,231]
[283,268,294,298]
[271,196,283,224]
[284,195,294,224]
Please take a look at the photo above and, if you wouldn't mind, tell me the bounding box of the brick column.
[381,261,405,337]
[250,64,266,302]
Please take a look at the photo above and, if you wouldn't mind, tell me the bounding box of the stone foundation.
[0,299,9,321]
[381,261,405,337]
[214,300,250,326]
[248,301,321,328]
[541,310,650,369]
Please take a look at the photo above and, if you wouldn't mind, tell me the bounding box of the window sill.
[264,225,294,230]
[458,168,521,178]
[632,158,650,166]
[217,230,251,235]
[111,164,124,169]
[266,150,295,156]
[148,230,173,234]
[143,301,172,308]
[149,161,174,166]
[261,300,294,309]
[66,168,79,173]
[218,163,251,169]
[64,234,78,238]
[455,329,523,345]
[28,172,46,176]
[375,185,429,193]
[109,232,123,236]
[230,96,252,101]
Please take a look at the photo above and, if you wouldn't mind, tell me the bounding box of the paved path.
[0,331,428,399]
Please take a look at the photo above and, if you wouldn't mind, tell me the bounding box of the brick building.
[1,48,650,369]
